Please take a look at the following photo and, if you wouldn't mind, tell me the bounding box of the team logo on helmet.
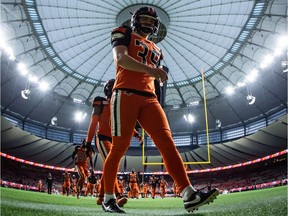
[104,79,115,98]
[131,6,160,35]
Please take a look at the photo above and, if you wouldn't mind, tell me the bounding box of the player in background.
[95,175,101,197]
[86,168,97,197]
[140,181,149,198]
[149,174,158,199]
[71,174,78,196]
[84,79,143,207]
[172,181,180,198]
[62,171,71,196]
[128,169,139,199]
[117,176,125,197]
[159,176,168,199]
[72,139,94,199]
[101,6,219,213]
[37,179,42,192]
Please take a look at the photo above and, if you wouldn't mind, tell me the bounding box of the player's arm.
[86,115,99,144]
[111,28,148,74]
[113,45,149,73]
[113,45,167,83]
[86,97,105,152]
[86,97,103,145]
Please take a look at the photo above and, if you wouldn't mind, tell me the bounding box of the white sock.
[104,193,116,202]
[181,185,197,201]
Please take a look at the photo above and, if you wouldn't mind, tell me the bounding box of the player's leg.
[102,90,138,213]
[138,97,219,212]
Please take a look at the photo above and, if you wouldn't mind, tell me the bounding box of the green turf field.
[0,186,287,215]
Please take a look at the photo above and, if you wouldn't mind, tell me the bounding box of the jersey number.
[135,40,161,67]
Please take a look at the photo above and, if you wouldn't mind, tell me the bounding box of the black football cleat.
[102,198,126,214]
[184,188,219,212]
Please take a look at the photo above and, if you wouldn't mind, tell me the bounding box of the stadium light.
[50,116,57,126]
[17,63,28,76]
[21,89,30,100]
[225,86,235,95]
[216,119,222,128]
[39,81,49,91]
[245,69,259,83]
[75,111,87,122]
[184,114,195,123]
[246,95,256,105]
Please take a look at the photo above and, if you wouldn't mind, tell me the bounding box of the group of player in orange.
[60,168,180,200]
[66,5,219,213]
[61,171,94,197]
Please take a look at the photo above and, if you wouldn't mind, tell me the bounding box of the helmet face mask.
[131,6,160,35]
[103,79,115,99]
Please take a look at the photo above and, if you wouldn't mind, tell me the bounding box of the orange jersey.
[142,183,148,193]
[129,173,137,183]
[160,179,167,188]
[75,147,90,165]
[63,173,71,183]
[111,27,162,95]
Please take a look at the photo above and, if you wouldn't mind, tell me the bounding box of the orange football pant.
[96,138,121,197]
[103,90,190,194]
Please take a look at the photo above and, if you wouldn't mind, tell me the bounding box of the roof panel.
[1,0,286,137]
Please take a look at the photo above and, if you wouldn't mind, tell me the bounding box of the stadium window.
[130,137,140,147]
[267,108,287,125]
[24,122,46,138]
[73,133,87,144]
[222,126,244,141]
[246,118,266,135]
[146,136,156,147]
[47,128,69,142]
[209,131,221,143]
[173,135,191,146]
[144,135,191,147]
[3,114,23,128]
[198,133,207,145]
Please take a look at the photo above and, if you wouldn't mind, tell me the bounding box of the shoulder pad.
[111,27,132,45]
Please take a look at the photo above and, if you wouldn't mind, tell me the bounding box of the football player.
[85,79,142,207]
[128,169,139,199]
[159,176,168,199]
[101,6,219,213]
[71,139,94,199]
[62,171,71,196]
